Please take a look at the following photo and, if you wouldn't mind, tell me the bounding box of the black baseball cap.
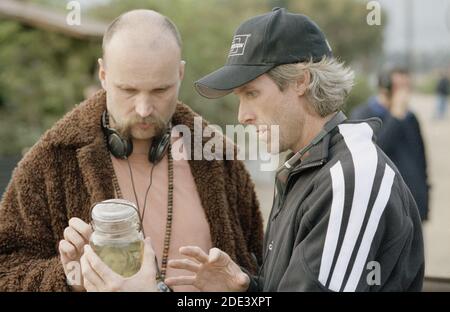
[195,7,333,99]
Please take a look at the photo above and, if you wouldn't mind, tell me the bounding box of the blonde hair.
[267,57,355,117]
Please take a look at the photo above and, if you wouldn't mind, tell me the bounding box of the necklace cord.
[111,142,173,282]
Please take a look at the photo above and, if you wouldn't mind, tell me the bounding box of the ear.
[179,60,186,81]
[295,70,311,96]
[98,58,107,90]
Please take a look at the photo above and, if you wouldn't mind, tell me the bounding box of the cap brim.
[194,64,275,99]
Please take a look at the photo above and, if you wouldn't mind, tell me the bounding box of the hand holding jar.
[79,199,159,291]
[59,217,92,292]
[81,237,158,292]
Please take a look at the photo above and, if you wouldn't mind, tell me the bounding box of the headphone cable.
[127,158,162,280]
[126,159,155,237]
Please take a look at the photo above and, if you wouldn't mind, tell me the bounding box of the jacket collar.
[290,115,383,173]
[272,116,382,220]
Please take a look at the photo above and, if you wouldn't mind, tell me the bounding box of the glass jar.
[90,199,144,277]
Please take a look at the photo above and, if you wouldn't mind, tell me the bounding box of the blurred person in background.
[435,71,449,119]
[351,68,430,221]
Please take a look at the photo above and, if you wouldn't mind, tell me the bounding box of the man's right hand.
[165,246,250,292]
[58,217,92,292]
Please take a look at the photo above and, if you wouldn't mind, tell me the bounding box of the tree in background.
[289,0,383,113]
[89,0,383,122]
[0,19,100,155]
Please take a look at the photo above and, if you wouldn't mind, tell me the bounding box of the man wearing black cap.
[166,8,424,292]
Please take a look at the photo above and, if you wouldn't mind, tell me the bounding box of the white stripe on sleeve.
[319,161,346,287]
[343,164,395,292]
[328,123,378,291]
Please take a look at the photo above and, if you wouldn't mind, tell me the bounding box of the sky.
[378,0,450,54]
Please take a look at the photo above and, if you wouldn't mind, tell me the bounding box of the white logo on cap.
[228,34,251,57]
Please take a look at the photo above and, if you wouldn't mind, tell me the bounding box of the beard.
[111,113,167,140]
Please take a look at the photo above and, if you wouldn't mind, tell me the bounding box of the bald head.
[102,10,182,62]
[98,10,185,144]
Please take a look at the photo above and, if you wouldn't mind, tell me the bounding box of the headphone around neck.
[101,111,171,164]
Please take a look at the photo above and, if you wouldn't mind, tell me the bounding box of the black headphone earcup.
[149,132,170,164]
[108,132,133,159]
[101,111,133,159]
[102,111,171,162]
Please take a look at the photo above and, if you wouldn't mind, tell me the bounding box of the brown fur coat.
[0,90,263,291]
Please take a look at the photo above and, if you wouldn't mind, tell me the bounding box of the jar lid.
[91,199,138,222]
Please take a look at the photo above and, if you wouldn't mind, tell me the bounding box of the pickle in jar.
[90,240,143,277]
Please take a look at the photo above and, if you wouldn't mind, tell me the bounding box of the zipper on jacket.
[271,159,325,221]
[255,240,274,291]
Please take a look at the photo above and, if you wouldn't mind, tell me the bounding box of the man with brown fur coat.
[0,10,263,291]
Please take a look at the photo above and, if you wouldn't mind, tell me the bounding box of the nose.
[135,94,154,118]
[238,102,256,125]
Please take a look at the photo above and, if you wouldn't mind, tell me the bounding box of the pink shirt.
[111,137,212,291]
